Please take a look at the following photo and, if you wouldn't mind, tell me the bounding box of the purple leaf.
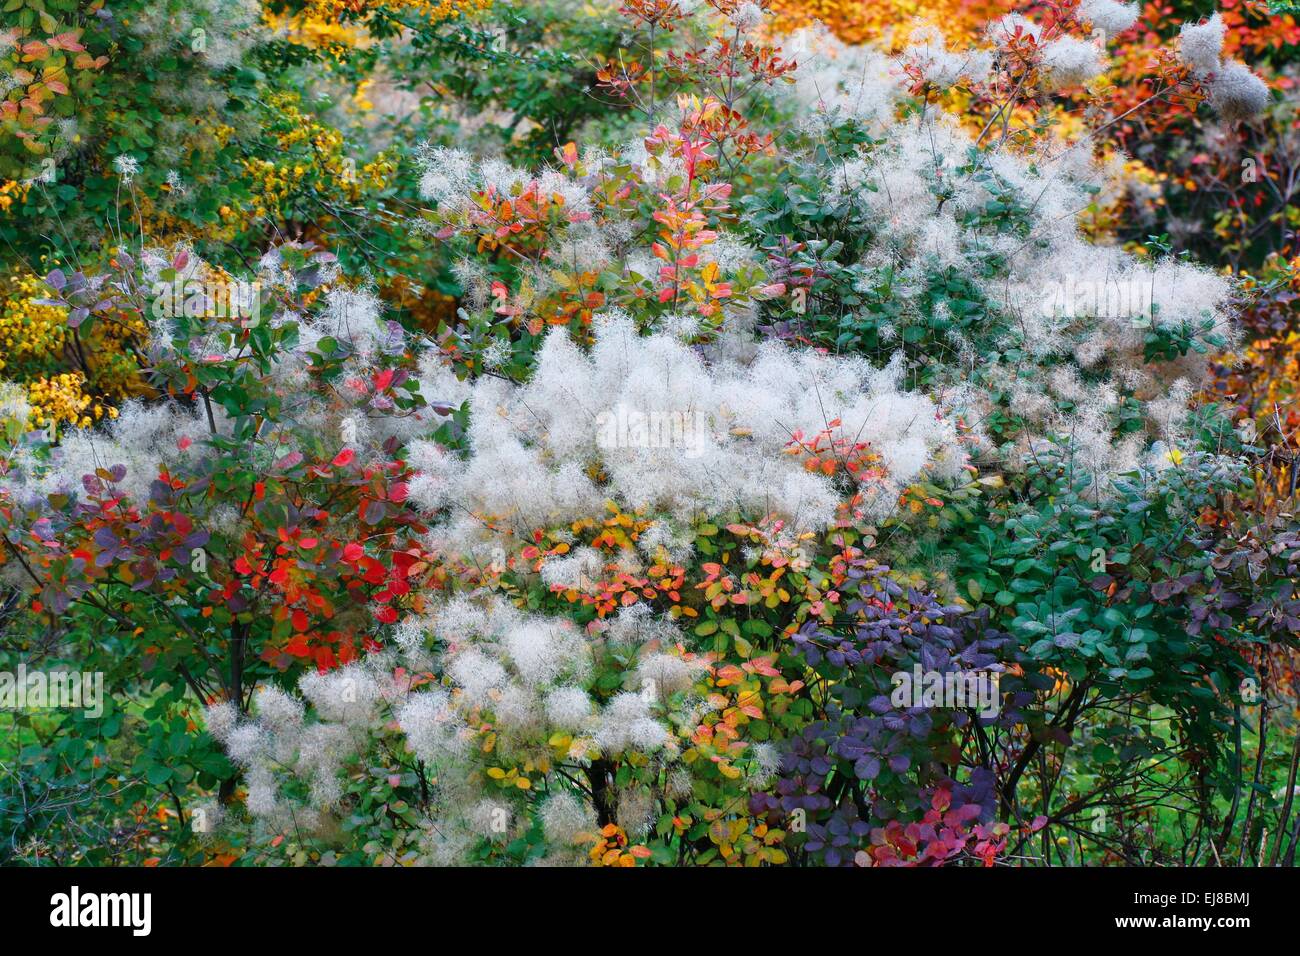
[855,756,881,780]
[362,500,387,526]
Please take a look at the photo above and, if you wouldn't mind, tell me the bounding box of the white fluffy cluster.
[401,593,686,756]
[9,399,215,506]
[988,13,1044,45]
[540,790,597,847]
[1206,61,1271,122]
[729,1,765,34]
[203,664,410,826]
[1078,0,1140,38]
[202,592,707,862]
[204,660,471,828]
[1178,13,1227,76]
[126,0,265,69]
[899,23,993,88]
[1039,36,1108,89]
[836,108,1234,352]
[405,312,965,562]
[0,381,31,429]
[1177,12,1270,120]
[796,6,1264,125]
[417,145,593,219]
[782,18,1240,484]
[895,140,1218,389]
[397,688,468,765]
[787,26,903,129]
[204,664,513,862]
[4,239,457,512]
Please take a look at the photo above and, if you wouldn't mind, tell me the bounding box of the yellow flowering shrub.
[24,371,117,437]
[0,271,67,368]
[239,92,398,225]
[766,0,1008,47]
[302,0,493,24]
[0,270,139,436]
[0,179,28,214]
[262,10,371,56]
[265,0,494,53]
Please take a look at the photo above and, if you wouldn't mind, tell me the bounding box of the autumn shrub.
[2,0,1299,869]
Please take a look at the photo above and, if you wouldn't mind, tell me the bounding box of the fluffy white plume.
[540,791,597,845]
[786,26,902,129]
[900,23,993,87]
[411,314,964,560]
[1178,13,1226,75]
[1207,60,1270,121]
[1078,0,1139,38]
[1040,37,1108,89]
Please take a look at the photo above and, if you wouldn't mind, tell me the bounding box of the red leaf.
[332,448,356,468]
[274,451,304,471]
